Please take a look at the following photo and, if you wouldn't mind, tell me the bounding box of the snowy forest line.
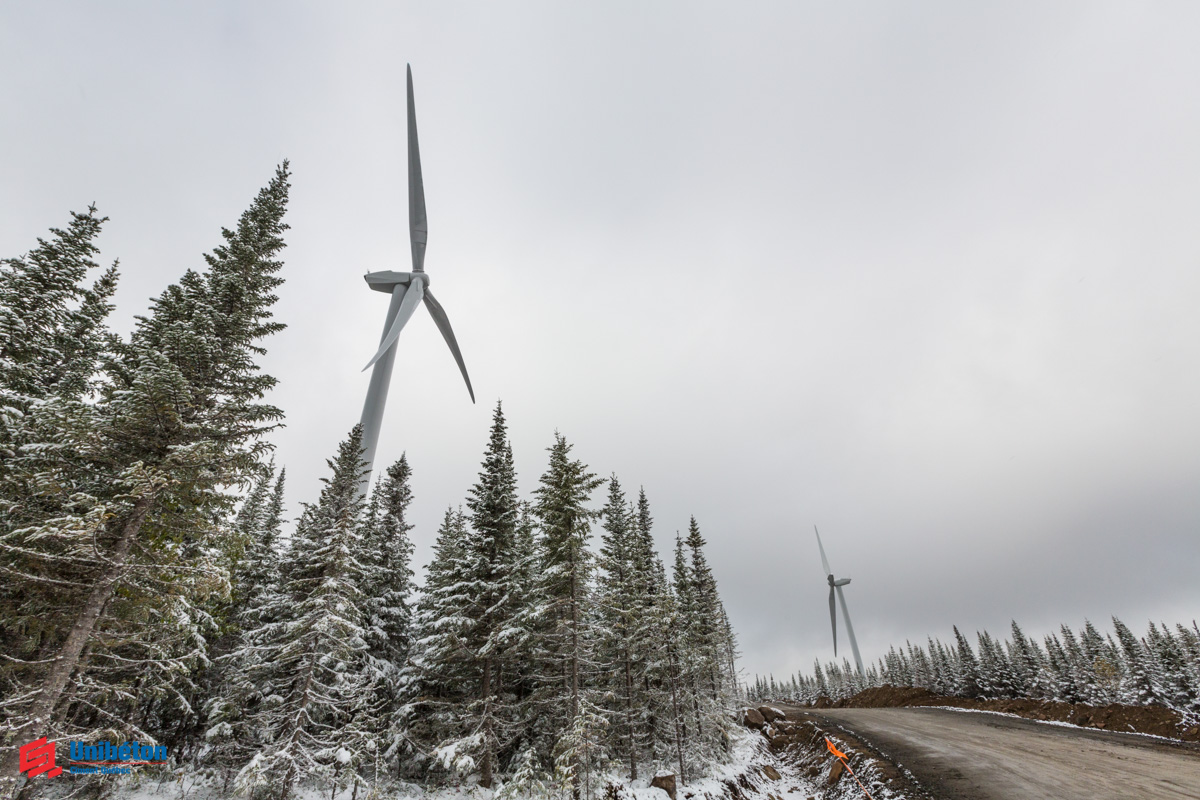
[749,618,1200,727]
[0,167,741,800]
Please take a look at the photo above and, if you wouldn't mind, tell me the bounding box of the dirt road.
[786,706,1200,799]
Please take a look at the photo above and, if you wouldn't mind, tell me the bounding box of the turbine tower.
[815,525,865,677]
[357,64,475,488]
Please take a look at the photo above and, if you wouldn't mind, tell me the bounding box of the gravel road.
[790,706,1200,799]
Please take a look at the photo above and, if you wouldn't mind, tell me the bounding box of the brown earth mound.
[810,685,1200,743]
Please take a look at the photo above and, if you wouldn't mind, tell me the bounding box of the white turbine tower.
[815,526,865,678]
[357,64,475,488]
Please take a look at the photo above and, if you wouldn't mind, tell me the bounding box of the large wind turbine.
[357,64,475,487]
[814,526,865,677]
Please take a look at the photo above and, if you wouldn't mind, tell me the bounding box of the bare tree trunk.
[669,669,685,785]
[624,648,637,780]
[480,656,493,789]
[2,495,154,800]
[570,567,580,800]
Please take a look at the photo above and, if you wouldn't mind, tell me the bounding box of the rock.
[743,708,766,729]
[762,765,781,781]
[758,706,785,723]
[650,771,676,800]
[827,760,845,786]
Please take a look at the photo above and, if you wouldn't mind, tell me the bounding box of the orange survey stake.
[824,736,875,800]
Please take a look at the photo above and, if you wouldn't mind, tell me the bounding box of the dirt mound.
[838,686,940,708]
[821,685,1199,742]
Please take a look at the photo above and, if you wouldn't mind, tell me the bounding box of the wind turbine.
[357,64,475,488]
[814,526,865,677]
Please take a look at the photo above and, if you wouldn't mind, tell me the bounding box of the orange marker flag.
[825,737,848,760]
[824,736,875,800]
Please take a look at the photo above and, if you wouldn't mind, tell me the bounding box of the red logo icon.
[19,738,62,779]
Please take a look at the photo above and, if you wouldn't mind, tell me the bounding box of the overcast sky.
[3,1,1198,682]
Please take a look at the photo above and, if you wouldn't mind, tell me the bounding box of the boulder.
[827,760,845,786]
[761,765,781,781]
[650,771,676,800]
[758,706,785,723]
[742,707,766,729]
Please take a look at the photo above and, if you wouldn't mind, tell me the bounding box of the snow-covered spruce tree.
[951,626,981,699]
[646,561,689,783]
[504,500,540,736]
[594,476,641,780]
[976,630,1014,699]
[530,432,603,798]
[628,487,672,761]
[0,205,117,411]
[1147,622,1198,720]
[227,426,375,800]
[679,517,738,759]
[217,463,287,643]
[1043,632,1082,704]
[1112,616,1158,707]
[930,638,954,696]
[358,454,417,764]
[812,660,829,699]
[671,534,701,736]
[0,165,290,793]
[404,507,474,774]
[908,641,933,691]
[459,403,523,788]
[202,466,287,787]
[1079,620,1122,705]
[1006,620,1040,699]
[410,402,523,788]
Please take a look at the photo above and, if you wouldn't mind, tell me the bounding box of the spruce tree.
[1,165,291,793]
[360,457,417,677]
[1113,617,1158,706]
[411,403,522,788]
[229,426,375,800]
[462,402,522,788]
[405,507,474,771]
[595,476,641,779]
[531,432,602,797]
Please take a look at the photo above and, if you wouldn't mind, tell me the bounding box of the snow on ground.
[106,725,904,800]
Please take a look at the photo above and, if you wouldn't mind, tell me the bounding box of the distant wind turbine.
[357,64,475,488]
[815,525,865,677]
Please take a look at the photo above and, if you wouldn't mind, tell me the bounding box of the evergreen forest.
[749,617,1200,730]
[0,168,741,800]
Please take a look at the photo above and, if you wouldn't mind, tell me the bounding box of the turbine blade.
[829,585,838,657]
[423,289,475,403]
[407,64,428,273]
[836,584,865,678]
[362,280,425,371]
[815,525,832,577]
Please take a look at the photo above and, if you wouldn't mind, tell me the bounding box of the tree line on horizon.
[0,169,740,800]
[748,618,1200,728]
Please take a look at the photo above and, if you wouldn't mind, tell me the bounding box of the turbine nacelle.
[364,270,429,293]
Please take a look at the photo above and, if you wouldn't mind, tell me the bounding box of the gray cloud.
[3,1,1198,681]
